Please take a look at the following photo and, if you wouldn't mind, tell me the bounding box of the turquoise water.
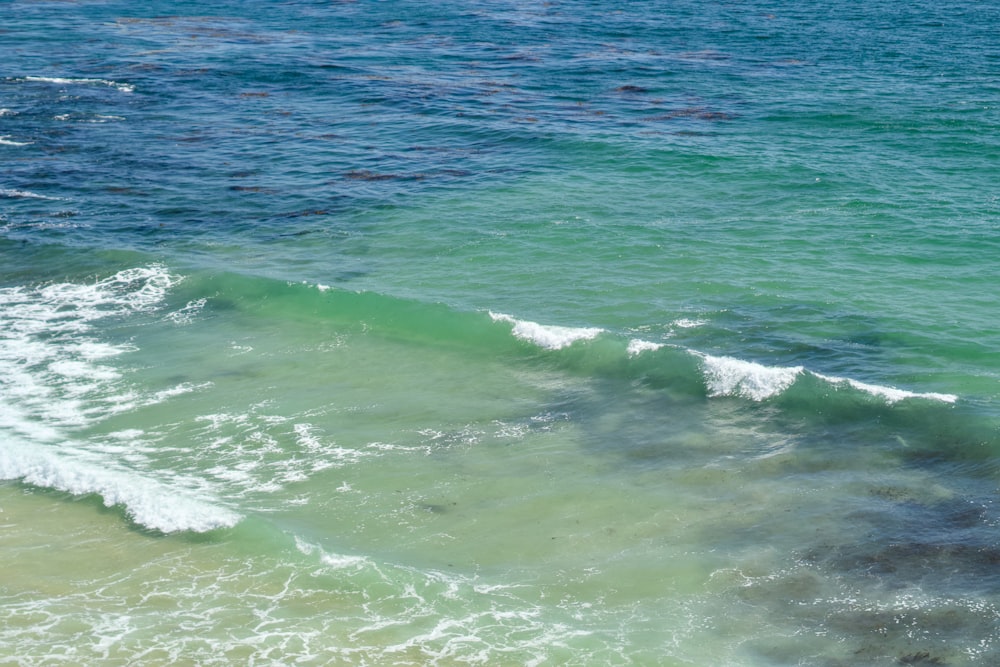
[3,1,1000,664]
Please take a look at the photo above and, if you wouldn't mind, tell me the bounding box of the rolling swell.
[181,271,992,465]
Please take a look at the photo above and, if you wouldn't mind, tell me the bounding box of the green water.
[3,264,997,664]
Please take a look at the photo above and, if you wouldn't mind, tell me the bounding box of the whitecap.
[673,317,708,329]
[695,352,803,401]
[19,76,134,93]
[0,136,33,146]
[489,312,603,350]
[626,339,664,356]
[0,188,61,200]
[487,312,958,406]
[164,298,207,325]
[52,113,126,123]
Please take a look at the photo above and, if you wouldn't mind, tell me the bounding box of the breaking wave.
[0,266,239,532]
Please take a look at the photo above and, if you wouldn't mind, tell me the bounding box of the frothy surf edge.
[0,439,241,533]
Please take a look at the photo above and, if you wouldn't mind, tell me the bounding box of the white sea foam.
[0,108,16,117]
[193,414,372,496]
[695,352,804,401]
[293,422,323,451]
[19,76,134,93]
[164,298,207,325]
[0,267,178,433]
[0,136,33,146]
[366,441,434,455]
[53,113,126,123]
[294,536,369,569]
[0,439,239,533]
[151,382,211,403]
[489,312,603,350]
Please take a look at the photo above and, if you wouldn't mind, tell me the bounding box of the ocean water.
[2,0,1000,664]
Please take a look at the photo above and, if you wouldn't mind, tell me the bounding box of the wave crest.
[696,352,804,401]
[489,312,603,350]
